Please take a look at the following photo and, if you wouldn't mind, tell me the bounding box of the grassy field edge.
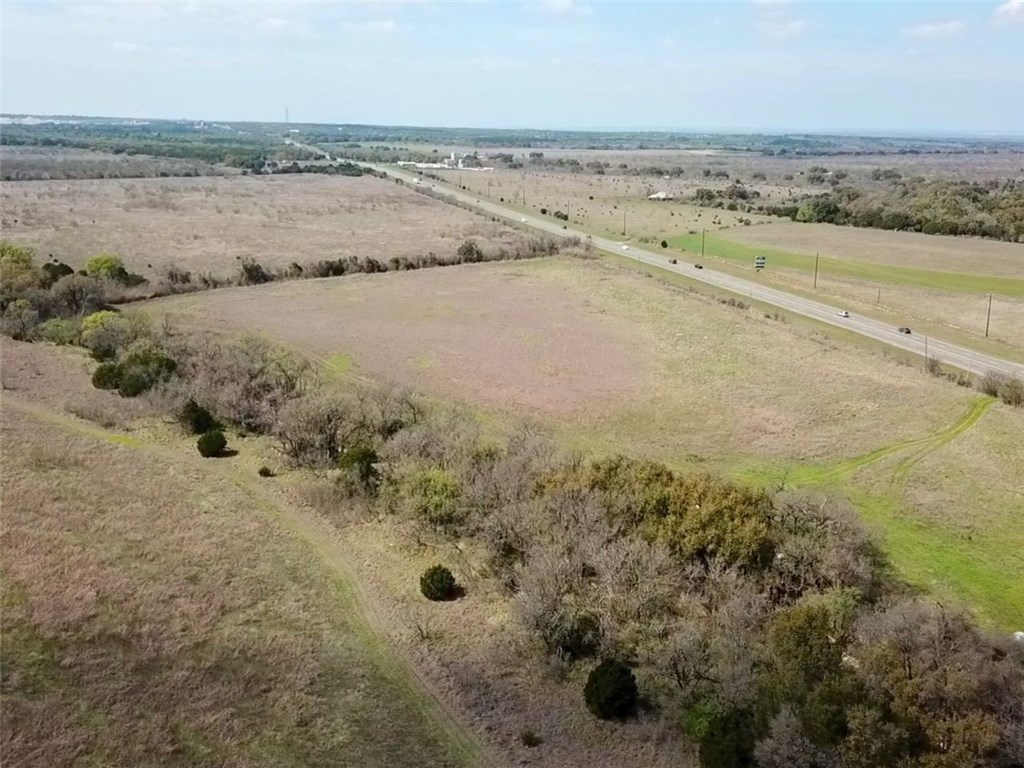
[1,393,486,767]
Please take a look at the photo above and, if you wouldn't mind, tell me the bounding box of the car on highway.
[694,263,704,269]
[621,245,630,251]
[838,310,850,318]
[898,326,912,334]
[669,258,678,264]
[520,217,526,222]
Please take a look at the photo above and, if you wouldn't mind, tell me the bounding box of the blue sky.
[1,1,1022,135]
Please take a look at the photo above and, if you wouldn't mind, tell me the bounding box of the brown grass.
[332,517,689,767]
[0,174,525,279]
[0,340,154,424]
[427,166,1024,357]
[143,256,976,467]
[0,341,693,767]
[434,167,775,241]
[0,391,480,767]
[0,145,233,181]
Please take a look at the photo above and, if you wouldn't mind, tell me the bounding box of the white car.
[520,217,527,222]
[838,310,850,318]
[621,245,630,251]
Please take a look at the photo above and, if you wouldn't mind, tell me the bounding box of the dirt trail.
[789,395,996,488]
[1,393,490,768]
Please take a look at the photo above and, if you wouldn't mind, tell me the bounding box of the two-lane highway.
[353,160,1024,381]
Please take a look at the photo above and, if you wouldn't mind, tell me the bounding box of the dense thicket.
[698,176,1024,242]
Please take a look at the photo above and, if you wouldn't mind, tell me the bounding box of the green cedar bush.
[197,430,227,458]
[179,398,217,434]
[91,362,122,390]
[420,565,458,601]
[583,660,638,719]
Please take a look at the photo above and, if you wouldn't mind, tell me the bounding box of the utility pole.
[985,293,993,337]
[924,336,929,369]
[876,287,881,306]
[813,251,820,288]
[701,228,706,259]
[622,210,627,237]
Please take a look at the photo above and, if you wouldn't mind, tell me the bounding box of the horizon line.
[2,113,1023,143]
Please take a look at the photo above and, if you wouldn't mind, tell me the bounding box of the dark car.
[898,327,912,334]
[669,258,678,264]
[694,264,704,269]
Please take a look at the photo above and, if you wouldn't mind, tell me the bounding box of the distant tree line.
[0,235,573,335]
[694,176,1024,241]
[0,124,319,171]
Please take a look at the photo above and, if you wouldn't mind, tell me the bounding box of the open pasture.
[667,228,1024,357]
[428,165,1024,355]
[432,166,779,240]
[0,173,525,279]
[347,142,1024,182]
[148,256,977,466]
[0,347,480,767]
[143,256,1024,627]
[724,220,1024,279]
[0,145,233,181]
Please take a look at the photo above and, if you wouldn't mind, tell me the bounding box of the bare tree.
[275,394,359,468]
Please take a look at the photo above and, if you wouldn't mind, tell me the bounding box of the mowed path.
[774,395,997,487]
[1,393,489,768]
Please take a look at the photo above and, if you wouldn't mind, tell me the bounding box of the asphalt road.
[353,160,1024,381]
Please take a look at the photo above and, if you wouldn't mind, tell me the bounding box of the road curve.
[352,159,1023,381]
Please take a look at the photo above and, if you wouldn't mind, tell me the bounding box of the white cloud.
[901,20,967,40]
[525,0,591,17]
[994,0,1024,23]
[341,18,400,35]
[761,18,809,39]
[751,0,808,40]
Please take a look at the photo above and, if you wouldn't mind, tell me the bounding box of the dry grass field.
[146,256,974,464]
[0,174,525,279]
[426,166,1024,356]
[142,256,1024,627]
[0,145,233,181]
[0,340,696,767]
[434,167,777,240]
[671,225,1024,357]
[345,143,1024,182]
[0,341,484,768]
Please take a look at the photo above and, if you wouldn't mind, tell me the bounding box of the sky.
[1,0,1022,136]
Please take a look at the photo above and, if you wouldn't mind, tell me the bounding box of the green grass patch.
[668,231,1024,297]
[851,489,1024,630]
[732,459,1022,629]
[729,396,1017,631]
[322,353,353,379]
